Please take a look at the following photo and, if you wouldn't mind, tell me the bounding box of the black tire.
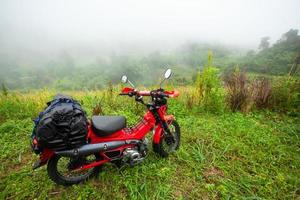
[153,120,180,158]
[47,154,101,186]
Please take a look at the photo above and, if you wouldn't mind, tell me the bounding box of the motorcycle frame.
[36,105,175,170]
[88,105,173,144]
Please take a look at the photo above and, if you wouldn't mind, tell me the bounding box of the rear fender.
[33,148,54,170]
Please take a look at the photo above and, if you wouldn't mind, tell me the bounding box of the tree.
[194,51,225,113]
[259,36,270,50]
[246,50,255,57]
[289,50,300,75]
[1,83,8,96]
[278,29,299,43]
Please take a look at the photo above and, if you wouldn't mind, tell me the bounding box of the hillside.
[241,29,300,75]
[0,89,299,199]
[0,42,243,90]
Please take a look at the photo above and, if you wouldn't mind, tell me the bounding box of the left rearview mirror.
[121,75,128,83]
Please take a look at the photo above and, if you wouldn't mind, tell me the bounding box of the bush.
[224,68,300,114]
[252,77,272,109]
[224,68,252,112]
[1,83,8,96]
[193,51,226,113]
[269,76,300,114]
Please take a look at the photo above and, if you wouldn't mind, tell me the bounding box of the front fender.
[153,125,163,144]
[153,115,175,144]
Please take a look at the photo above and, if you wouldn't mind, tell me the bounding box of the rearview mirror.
[121,75,128,83]
[159,68,172,88]
[164,69,172,79]
[121,75,135,88]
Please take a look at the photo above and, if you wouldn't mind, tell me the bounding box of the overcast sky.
[0,0,300,55]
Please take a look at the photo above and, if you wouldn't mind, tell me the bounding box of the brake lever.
[135,95,146,105]
[119,92,136,97]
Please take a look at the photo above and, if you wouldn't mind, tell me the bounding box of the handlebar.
[150,91,169,98]
[119,89,179,98]
[119,91,136,97]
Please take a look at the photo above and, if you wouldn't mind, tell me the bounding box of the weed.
[0,89,299,199]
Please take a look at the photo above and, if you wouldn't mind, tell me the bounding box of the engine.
[122,138,148,166]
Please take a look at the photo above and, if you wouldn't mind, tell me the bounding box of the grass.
[0,89,299,199]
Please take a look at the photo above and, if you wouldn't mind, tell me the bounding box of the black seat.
[91,116,126,137]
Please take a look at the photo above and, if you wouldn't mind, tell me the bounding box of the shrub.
[269,76,300,114]
[224,68,252,112]
[1,83,8,96]
[92,97,105,115]
[185,92,196,110]
[224,68,300,114]
[194,51,225,113]
[251,77,272,109]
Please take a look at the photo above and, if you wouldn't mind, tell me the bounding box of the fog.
[0,0,300,90]
[1,0,299,56]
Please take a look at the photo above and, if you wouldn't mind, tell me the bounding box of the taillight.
[31,137,41,154]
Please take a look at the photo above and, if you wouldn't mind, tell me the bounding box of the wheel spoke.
[56,155,96,178]
[162,123,179,153]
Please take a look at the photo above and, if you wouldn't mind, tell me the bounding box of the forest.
[1,29,299,91]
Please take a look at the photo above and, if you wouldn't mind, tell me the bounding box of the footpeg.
[32,160,45,170]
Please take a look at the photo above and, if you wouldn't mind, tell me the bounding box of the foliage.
[0,42,244,90]
[251,76,271,109]
[1,83,8,96]
[223,69,299,113]
[258,36,270,50]
[193,51,226,113]
[1,28,299,91]
[1,27,300,199]
[223,67,250,112]
[269,76,300,114]
[0,90,299,199]
[243,29,300,75]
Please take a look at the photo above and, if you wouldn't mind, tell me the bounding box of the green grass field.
[0,90,299,199]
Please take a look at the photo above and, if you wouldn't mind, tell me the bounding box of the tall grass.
[252,76,271,109]
[223,68,250,112]
[270,76,300,114]
[0,85,299,199]
[222,68,299,114]
[185,51,225,113]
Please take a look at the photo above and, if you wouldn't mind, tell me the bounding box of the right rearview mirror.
[121,75,128,83]
[164,68,172,79]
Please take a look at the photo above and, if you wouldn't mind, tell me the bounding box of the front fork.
[153,113,175,144]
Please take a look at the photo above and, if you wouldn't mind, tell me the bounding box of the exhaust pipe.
[56,140,139,157]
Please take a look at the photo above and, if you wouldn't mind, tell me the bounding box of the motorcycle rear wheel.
[47,154,101,186]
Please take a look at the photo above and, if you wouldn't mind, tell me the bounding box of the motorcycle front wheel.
[47,154,101,186]
[153,120,181,158]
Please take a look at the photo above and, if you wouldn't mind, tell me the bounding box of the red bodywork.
[36,88,179,170]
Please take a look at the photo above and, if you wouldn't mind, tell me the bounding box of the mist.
[0,0,300,89]
[1,0,300,54]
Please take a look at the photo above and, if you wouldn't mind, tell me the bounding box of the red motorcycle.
[33,69,180,185]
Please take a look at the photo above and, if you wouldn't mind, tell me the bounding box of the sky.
[0,0,300,56]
